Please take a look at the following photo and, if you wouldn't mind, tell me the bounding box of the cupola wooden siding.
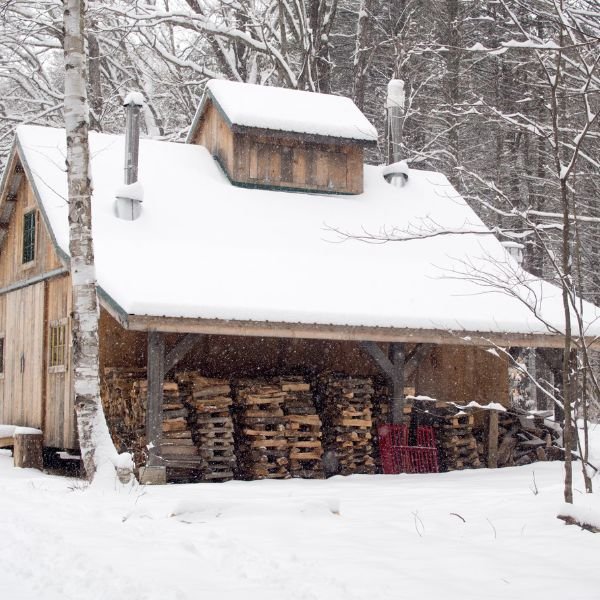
[188,81,378,195]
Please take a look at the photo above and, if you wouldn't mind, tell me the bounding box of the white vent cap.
[387,79,406,109]
[123,91,144,107]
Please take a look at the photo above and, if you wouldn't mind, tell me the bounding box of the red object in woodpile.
[378,424,439,474]
[416,426,436,448]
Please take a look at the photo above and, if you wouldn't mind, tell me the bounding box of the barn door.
[5,283,44,429]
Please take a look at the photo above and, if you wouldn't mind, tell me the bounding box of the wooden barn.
[0,80,596,482]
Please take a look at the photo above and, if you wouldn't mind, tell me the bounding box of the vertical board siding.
[0,295,5,421]
[192,100,365,194]
[0,178,63,289]
[0,170,70,446]
[230,135,364,194]
[2,283,45,430]
[416,345,509,413]
[45,275,74,448]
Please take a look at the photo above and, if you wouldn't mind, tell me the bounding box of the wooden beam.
[487,410,499,468]
[404,343,433,381]
[164,333,203,375]
[146,331,165,468]
[360,341,394,380]
[126,313,578,349]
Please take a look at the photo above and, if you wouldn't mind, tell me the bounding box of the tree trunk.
[352,0,375,111]
[63,0,132,484]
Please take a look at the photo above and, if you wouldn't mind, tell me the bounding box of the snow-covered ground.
[1,429,599,600]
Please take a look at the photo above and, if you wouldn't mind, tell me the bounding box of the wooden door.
[4,283,45,429]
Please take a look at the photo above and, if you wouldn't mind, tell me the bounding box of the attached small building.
[0,80,597,478]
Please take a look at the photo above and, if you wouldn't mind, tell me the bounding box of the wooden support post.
[360,341,408,424]
[538,348,565,423]
[487,410,499,469]
[14,431,43,470]
[146,331,166,482]
[389,343,406,424]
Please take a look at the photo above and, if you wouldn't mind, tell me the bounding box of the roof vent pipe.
[116,91,144,220]
[386,79,405,165]
[383,160,409,188]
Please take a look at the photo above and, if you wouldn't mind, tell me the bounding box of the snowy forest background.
[0,0,598,317]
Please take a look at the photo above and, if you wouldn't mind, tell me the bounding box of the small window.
[22,210,36,264]
[49,320,67,370]
[0,336,4,376]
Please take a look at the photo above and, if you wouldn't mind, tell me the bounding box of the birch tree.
[63,0,132,484]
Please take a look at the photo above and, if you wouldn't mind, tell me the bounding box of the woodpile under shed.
[317,374,376,475]
[101,366,569,483]
[496,408,564,467]
[279,376,324,479]
[176,372,236,482]
[233,379,291,480]
[232,376,325,480]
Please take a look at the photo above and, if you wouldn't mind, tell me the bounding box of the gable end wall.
[0,166,75,448]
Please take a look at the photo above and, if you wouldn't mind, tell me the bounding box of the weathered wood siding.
[44,274,75,448]
[0,283,45,430]
[416,345,509,410]
[232,133,363,194]
[0,171,74,447]
[192,99,364,194]
[0,177,62,289]
[193,102,234,175]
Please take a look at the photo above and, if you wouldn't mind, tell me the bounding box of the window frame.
[22,209,37,265]
[48,318,68,374]
[0,335,5,379]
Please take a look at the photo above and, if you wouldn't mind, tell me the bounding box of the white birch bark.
[63,0,133,485]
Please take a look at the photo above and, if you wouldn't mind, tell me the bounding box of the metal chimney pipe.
[386,79,405,165]
[115,92,144,221]
[123,92,143,184]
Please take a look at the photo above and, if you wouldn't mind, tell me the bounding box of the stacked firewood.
[233,379,290,480]
[101,367,147,451]
[318,374,376,475]
[496,408,564,467]
[102,369,203,475]
[132,380,201,469]
[434,411,481,471]
[176,372,236,481]
[277,376,324,479]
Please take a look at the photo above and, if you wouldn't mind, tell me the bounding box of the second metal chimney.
[386,79,405,165]
[124,92,144,184]
[116,92,144,221]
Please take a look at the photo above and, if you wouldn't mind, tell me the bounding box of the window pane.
[22,211,36,263]
[49,323,66,368]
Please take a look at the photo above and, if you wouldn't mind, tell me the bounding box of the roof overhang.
[0,136,70,268]
[97,291,583,349]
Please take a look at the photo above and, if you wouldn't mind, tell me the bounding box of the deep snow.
[1,430,599,600]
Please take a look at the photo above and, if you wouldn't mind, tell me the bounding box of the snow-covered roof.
[187,80,378,144]
[12,125,600,342]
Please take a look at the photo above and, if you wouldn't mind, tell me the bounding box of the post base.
[139,465,166,485]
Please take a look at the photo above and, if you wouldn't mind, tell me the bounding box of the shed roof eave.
[186,87,378,147]
[122,313,581,349]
